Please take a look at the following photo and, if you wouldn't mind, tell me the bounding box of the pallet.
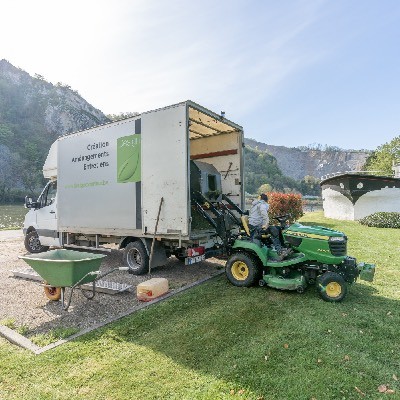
[11,268,132,295]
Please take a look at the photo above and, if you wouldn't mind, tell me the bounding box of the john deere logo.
[117,135,141,183]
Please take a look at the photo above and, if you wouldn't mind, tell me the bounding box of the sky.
[0,0,399,150]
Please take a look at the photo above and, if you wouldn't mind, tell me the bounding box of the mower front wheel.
[317,272,347,302]
[226,253,260,287]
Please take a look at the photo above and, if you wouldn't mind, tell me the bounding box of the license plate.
[185,254,205,265]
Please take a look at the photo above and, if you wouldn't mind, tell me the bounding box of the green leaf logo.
[117,135,141,183]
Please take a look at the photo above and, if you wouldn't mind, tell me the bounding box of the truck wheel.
[123,241,149,275]
[226,253,260,287]
[175,254,186,262]
[317,272,347,302]
[24,230,49,253]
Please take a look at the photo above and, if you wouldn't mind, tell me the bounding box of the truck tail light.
[188,247,205,257]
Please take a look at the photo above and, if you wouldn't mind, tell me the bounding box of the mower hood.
[284,223,345,240]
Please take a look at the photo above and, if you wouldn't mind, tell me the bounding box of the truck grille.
[329,241,347,256]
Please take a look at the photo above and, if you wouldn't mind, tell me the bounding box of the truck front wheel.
[226,253,260,287]
[123,240,149,275]
[24,230,49,253]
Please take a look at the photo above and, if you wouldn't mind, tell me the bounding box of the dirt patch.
[0,230,225,339]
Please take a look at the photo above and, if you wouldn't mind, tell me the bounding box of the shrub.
[266,192,304,223]
[359,212,400,229]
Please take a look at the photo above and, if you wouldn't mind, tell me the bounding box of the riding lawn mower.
[190,160,375,303]
[225,215,375,302]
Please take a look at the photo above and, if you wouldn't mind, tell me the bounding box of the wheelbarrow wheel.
[44,283,62,301]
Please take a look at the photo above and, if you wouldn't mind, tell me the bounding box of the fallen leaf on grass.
[378,385,396,394]
[317,359,322,364]
[327,329,332,333]
[283,343,289,349]
[238,389,245,395]
[355,386,365,396]
[344,355,350,361]
[378,384,388,393]
[386,311,392,316]
[393,374,398,381]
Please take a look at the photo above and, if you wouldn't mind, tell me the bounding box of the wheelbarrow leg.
[80,280,96,300]
[60,287,75,311]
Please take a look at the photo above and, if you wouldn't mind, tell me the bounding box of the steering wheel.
[273,215,290,227]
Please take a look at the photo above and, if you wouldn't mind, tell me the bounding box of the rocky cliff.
[245,138,369,181]
[0,60,110,200]
[0,59,109,135]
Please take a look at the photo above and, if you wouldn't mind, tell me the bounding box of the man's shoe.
[277,248,292,261]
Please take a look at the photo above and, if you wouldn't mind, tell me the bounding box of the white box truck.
[23,101,245,273]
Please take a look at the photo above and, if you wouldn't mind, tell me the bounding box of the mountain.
[245,138,369,181]
[0,59,109,201]
[0,60,370,202]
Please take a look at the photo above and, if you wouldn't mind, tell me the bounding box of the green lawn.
[0,204,27,230]
[0,212,399,399]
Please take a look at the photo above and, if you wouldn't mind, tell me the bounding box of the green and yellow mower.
[225,215,375,302]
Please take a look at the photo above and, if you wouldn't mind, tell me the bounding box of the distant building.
[393,161,400,178]
[320,172,400,220]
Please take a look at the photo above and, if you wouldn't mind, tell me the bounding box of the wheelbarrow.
[19,249,128,310]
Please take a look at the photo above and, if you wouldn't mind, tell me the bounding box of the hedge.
[359,212,400,229]
[266,192,304,223]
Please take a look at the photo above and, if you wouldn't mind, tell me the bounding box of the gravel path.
[0,231,224,337]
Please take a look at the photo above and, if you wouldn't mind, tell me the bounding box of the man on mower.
[248,193,291,261]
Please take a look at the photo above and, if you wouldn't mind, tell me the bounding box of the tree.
[363,136,400,175]
[257,183,272,194]
[299,175,321,196]
[0,124,13,143]
[107,112,139,121]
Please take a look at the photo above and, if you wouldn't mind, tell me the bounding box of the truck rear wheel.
[123,240,149,275]
[24,230,49,254]
[226,253,260,287]
[317,272,347,302]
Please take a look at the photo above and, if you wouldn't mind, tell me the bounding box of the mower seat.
[241,215,251,236]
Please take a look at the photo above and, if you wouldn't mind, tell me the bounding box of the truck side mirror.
[24,196,39,209]
[25,196,33,208]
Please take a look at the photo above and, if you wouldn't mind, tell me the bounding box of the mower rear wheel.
[317,272,347,302]
[226,253,260,287]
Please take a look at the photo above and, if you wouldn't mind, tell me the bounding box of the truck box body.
[41,101,244,243]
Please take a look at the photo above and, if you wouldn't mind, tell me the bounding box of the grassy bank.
[0,204,27,230]
[0,212,399,399]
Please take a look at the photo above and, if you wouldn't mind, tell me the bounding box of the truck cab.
[24,179,60,252]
